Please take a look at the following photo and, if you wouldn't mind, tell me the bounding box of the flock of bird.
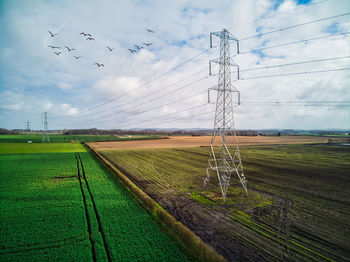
[47,29,155,68]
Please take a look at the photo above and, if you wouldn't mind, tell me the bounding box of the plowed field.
[88,135,341,150]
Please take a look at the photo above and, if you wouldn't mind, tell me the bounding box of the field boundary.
[84,142,226,262]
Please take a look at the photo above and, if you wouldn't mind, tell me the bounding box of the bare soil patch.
[88,135,339,151]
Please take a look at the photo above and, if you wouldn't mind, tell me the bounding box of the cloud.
[0,0,349,130]
[43,101,53,110]
[59,103,79,116]
[57,82,73,90]
[93,76,141,97]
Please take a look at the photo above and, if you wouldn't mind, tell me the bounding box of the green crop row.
[0,142,87,154]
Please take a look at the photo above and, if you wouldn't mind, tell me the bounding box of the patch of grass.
[190,191,215,205]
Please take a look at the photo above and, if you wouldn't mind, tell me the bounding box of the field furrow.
[99,144,350,261]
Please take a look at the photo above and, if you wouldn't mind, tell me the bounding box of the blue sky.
[0,0,349,130]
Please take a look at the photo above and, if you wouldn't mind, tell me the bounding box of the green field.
[101,144,350,261]
[0,134,167,143]
[0,143,190,261]
[0,142,87,154]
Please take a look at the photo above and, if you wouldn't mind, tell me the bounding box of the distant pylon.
[42,112,50,143]
[25,121,31,133]
[203,29,247,201]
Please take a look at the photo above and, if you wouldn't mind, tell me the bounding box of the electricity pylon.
[42,112,50,143]
[203,29,247,201]
[25,121,31,133]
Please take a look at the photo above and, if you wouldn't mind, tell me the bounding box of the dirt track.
[89,135,333,150]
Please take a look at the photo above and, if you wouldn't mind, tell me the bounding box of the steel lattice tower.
[25,121,31,133]
[42,112,50,143]
[203,29,247,200]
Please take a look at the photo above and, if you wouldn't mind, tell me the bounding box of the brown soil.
[88,135,336,151]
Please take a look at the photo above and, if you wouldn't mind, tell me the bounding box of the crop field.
[0,142,88,154]
[0,134,167,143]
[0,142,191,261]
[99,144,350,261]
[89,135,350,151]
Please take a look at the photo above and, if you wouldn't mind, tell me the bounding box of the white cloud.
[59,103,79,116]
[57,82,73,90]
[93,76,141,97]
[43,101,53,110]
[1,0,349,130]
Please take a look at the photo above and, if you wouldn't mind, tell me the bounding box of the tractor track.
[77,152,112,262]
[75,152,97,262]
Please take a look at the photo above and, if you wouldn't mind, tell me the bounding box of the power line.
[100,57,349,122]
[240,104,350,107]
[123,109,215,129]
[117,103,209,129]
[103,101,349,130]
[242,100,350,104]
[70,67,211,119]
[75,76,209,125]
[227,0,330,32]
[239,31,350,55]
[122,90,207,120]
[240,12,350,41]
[240,100,350,106]
[76,103,211,129]
[67,89,208,128]
[240,67,350,80]
[236,56,350,73]
[83,48,213,113]
[119,101,349,130]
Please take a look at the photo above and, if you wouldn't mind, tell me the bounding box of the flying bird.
[86,33,92,37]
[128,48,136,53]
[135,45,144,50]
[143,42,153,47]
[86,37,95,40]
[134,45,143,50]
[54,52,62,55]
[80,32,87,36]
[65,46,75,52]
[73,56,81,59]
[145,29,155,33]
[48,45,60,49]
[48,31,58,37]
[94,63,104,67]
[106,46,114,51]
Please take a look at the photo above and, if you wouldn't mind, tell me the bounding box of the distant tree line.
[1,128,349,136]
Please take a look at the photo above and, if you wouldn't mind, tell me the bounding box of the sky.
[0,0,349,130]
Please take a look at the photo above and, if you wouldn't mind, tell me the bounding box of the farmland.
[89,135,349,151]
[0,142,191,261]
[98,143,350,261]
